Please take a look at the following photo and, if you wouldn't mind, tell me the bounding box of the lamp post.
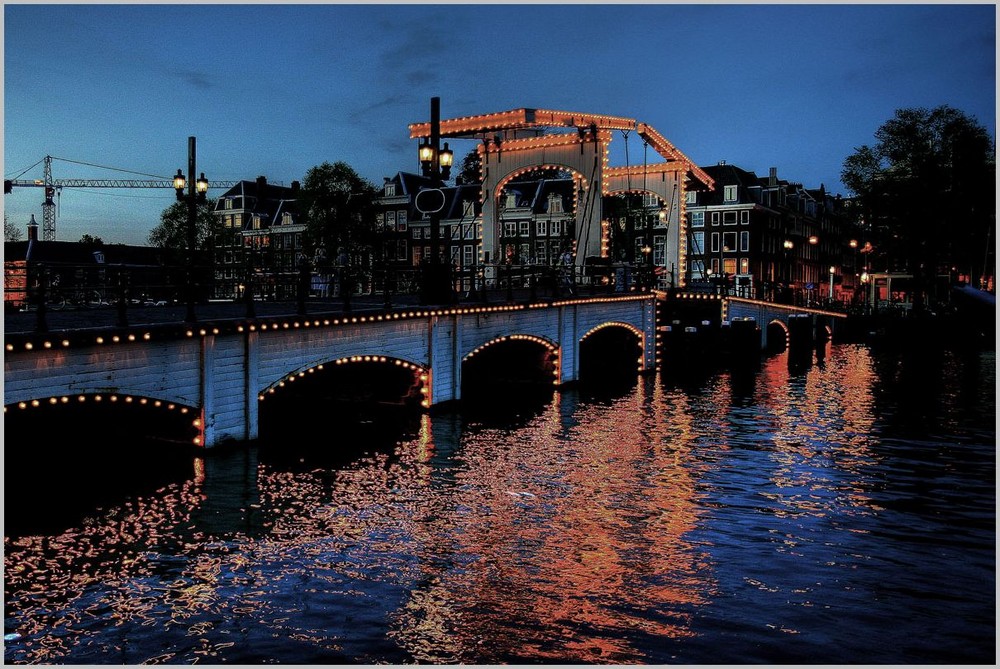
[829,265,836,301]
[417,97,454,305]
[174,136,208,323]
[642,243,652,291]
[783,239,794,303]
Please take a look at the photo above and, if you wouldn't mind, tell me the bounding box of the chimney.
[769,167,777,186]
[256,175,267,193]
[27,214,38,242]
[291,180,300,194]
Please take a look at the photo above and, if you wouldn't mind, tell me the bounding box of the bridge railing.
[6,258,658,334]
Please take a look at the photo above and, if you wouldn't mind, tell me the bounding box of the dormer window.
[724,185,738,202]
[505,192,518,209]
[385,183,396,197]
[548,194,563,214]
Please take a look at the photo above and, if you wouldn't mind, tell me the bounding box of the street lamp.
[417,97,453,304]
[175,136,208,323]
[829,265,836,300]
[641,243,652,291]
[783,239,794,303]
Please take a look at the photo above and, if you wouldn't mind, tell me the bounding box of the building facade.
[212,177,304,301]
[684,163,850,305]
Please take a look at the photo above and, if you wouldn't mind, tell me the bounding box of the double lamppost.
[173,136,208,323]
[417,97,454,305]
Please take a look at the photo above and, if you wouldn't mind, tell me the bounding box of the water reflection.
[4,344,995,664]
[388,379,713,663]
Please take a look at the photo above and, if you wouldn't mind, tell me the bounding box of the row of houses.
[6,160,868,310]
[367,162,860,303]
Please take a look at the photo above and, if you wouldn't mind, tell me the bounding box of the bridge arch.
[579,321,646,379]
[461,333,562,396]
[258,354,430,408]
[4,392,202,445]
[493,165,590,199]
[766,320,790,353]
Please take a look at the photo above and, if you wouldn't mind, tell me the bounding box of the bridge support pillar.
[429,315,461,405]
[557,305,580,384]
[787,314,814,366]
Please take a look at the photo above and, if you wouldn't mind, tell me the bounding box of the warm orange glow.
[409,107,637,139]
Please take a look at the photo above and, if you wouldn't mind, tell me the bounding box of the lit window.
[723,231,737,252]
[549,194,563,213]
[397,211,407,231]
[723,258,737,274]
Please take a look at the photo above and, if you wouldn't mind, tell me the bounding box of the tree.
[79,234,104,246]
[148,199,218,251]
[842,106,995,308]
[4,214,22,242]
[297,161,379,262]
[456,148,482,185]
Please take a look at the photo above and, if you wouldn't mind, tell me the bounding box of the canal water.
[4,343,995,664]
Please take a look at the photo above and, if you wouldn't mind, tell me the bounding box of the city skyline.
[4,3,996,246]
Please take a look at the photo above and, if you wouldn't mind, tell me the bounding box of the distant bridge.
[661,292,847,351]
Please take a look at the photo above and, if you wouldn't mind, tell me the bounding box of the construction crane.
[4,155,237,241]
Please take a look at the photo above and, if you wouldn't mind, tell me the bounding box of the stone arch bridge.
[5,295,655,448]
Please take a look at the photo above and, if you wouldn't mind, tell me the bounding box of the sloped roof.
[14,241,174,266]
[217,179,299,229]
[697,164,762,205]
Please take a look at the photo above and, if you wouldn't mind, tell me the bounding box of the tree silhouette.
[842,105,995,307]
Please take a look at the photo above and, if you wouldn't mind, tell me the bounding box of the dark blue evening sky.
[4,3,996,245]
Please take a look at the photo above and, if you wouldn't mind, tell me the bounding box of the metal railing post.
[116,267,129,328]
[33,263,48,333]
